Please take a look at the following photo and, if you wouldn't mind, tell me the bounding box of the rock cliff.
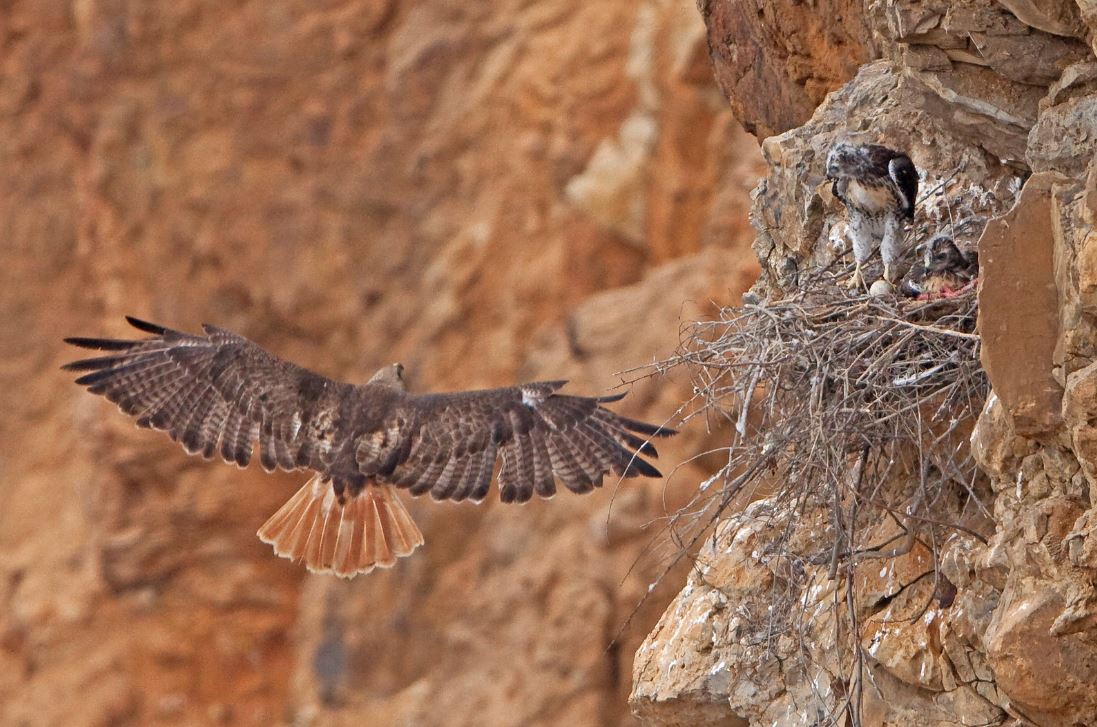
[632,2,1097,726]
[0,1,764,726]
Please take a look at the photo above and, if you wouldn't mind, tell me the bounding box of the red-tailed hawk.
[900,234,979,299]
[64,317,675,578]
[826,142,919,289]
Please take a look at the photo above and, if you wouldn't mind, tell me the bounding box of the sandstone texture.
[698,0,875,138]
[0,1,765,726]
[633,2,1097,726]
[978,172,1064,436]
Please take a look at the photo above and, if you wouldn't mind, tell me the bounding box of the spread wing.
[65,318,677,506]
[356,383,675,504]
[63,316,350,472]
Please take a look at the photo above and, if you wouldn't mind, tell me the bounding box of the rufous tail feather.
[257,475,424,578]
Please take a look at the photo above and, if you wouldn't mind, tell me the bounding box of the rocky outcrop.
[0,1,764,725]
[633,2,1097,725]
[698,0,875,138]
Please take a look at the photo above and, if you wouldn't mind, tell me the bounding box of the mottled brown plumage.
[900,235,979,299]
[826,142,919,288]
[63,317,675,577]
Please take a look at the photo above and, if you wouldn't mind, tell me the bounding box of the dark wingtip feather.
[563,478,596,495]
[72,371,101,386]
[617,415,677,438]
[73,368,121,386]
[500,485,533,504]
[595,391,627,404]
[61,360,92,373]
[612,427,659,457]
[125,316,168,335]
[63,336,136,351]
[62,354,129,372]
[182,429,202,455]
[623,457,662,478]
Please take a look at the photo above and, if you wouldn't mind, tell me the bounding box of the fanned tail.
[257,475,424,578]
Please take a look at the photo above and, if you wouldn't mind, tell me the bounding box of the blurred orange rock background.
[0,1,768,725]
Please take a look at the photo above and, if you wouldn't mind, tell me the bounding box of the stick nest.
[664,259,989,559]
[631,261,992,723]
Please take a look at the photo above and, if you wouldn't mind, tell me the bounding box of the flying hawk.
[63,317,675,578]
[900,234,979,299]
[826,142,919,289]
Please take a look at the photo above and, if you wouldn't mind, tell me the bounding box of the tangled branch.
[626,259,991,724]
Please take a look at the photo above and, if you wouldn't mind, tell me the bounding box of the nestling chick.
[900,235,979,299]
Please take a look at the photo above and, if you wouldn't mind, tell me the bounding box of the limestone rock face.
[698,0,875,138]
[0,1,765,725]
[633,2,1097,725]
[698,0,1091,142]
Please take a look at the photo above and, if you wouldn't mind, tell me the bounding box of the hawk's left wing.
[886,154,918,218]
[356,382,675,505]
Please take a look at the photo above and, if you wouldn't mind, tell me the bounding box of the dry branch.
[627,257,991,724]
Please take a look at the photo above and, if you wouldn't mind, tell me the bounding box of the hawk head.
[825,142,861,181]
[825,141,918,220]
[922,235,969,274]
[368,362,407,390]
